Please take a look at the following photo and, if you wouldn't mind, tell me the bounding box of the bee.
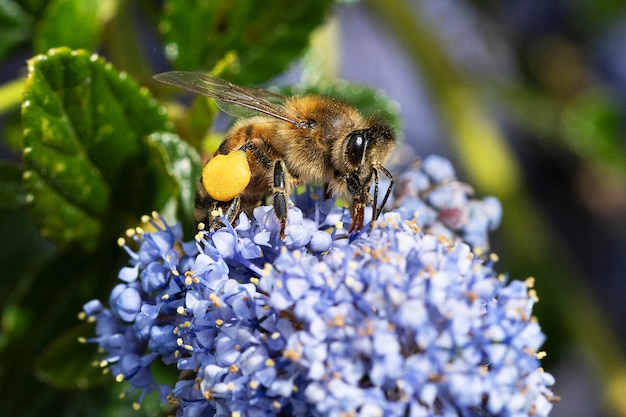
[154,71,396,238]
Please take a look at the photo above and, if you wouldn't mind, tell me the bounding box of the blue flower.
[82,156,555,417]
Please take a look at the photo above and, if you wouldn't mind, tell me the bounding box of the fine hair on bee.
[154,71,396,239]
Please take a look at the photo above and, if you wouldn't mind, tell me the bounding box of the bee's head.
[343,119,395,177]
[341,119,396,232]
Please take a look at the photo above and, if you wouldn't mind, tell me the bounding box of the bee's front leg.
[349,193,367,233]
[345,173,367,233]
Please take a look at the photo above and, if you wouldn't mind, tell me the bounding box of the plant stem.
[0,78,25,115]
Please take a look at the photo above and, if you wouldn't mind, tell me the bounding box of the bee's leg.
[345,173,366,233]
[323,183,332,200]
[238,141,290,239]
[200,200,242,232]
[239,141,273,169]
[205,197,241,231]
[195,178,242,231]
[349,196,366,233]
[373,166,394,221]
[272,160,289,239]
[222,196,241,225]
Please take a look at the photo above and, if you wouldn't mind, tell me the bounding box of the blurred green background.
[1,0,625,416]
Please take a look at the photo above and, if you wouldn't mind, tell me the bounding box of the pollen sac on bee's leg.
[202,150,251,202]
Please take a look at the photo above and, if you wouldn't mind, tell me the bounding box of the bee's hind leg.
[197,198,241,232]
[207,197,241,231]
[195,179,241,231]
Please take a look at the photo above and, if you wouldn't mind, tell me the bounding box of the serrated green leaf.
[22,168,104,247]
[34,0,101,53]
[0,0,35,61]
[145,131,202,230]
[160,0,333,84]
[34,322,109,389]
[21,47,171,250]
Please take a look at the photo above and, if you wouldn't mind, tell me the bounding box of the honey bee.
[154,71,396,238]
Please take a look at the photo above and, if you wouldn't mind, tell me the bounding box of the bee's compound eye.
[346,131,366,167]
[202,150,251,201]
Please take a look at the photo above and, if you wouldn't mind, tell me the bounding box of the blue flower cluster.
[392,155,502,254]
[82,155,555,417]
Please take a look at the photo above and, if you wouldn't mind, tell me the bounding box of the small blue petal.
[148,324,178,357]
[284,224,312,249]
[235,212,251,231]
[140,262,169,293]
[285,276,309,300]
[253,231,272,247]
[213,230,236,258]
[309,230,332,252]
[118,265,138,282]
[239,237,261,259]
[268,377,294,397]
[114,286,142,322]
[83,299,103,316]
[422,154,456,182]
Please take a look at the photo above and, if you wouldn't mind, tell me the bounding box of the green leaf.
[1,245,122,416]
[18,0,49,16]
[561,90,626,170]
[34,0,102,53]
[570,0,626,35]
[187,95,219,148]
[0,0,35,61]
[160,0,333,84]
[21,47,171,250]
[145,131,202,231]
[1,106,25,151]
[0,207,53,318]
[0,162,26,209]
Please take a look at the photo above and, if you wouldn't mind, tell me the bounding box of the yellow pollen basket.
[202,150,251,202]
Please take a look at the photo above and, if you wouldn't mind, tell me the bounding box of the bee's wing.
[154,71,302,126]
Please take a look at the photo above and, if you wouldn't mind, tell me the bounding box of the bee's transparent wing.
[154,71,302,126]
